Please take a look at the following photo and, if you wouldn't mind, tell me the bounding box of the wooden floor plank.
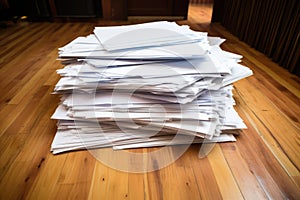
[207,144,244,199]
[235,78,300,170]
[234,93,300,199]
[127,173,145,199]
[233,81,300,178]
[91,165,129,200]
[53,151,96,200]
[25,154,68,200]
[0,124,56,199]
[88,160,110,200]
[221,142,268,199]
[188,145,224,199]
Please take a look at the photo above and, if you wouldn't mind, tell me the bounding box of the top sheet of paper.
[94,21,205,51]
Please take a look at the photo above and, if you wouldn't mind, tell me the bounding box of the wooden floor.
[1,4,300,199]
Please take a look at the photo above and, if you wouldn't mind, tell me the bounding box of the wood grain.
[0,4,299,200]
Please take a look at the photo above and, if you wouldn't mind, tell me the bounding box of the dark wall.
[212,0,300,76]
[8,0,51,18]
[4,0,102,20]
[127,0,189,18]
[54,0,102,17]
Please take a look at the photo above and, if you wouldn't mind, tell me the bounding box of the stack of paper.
[51,21,252,154]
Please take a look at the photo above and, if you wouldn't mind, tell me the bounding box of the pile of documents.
[50,21,252,154]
